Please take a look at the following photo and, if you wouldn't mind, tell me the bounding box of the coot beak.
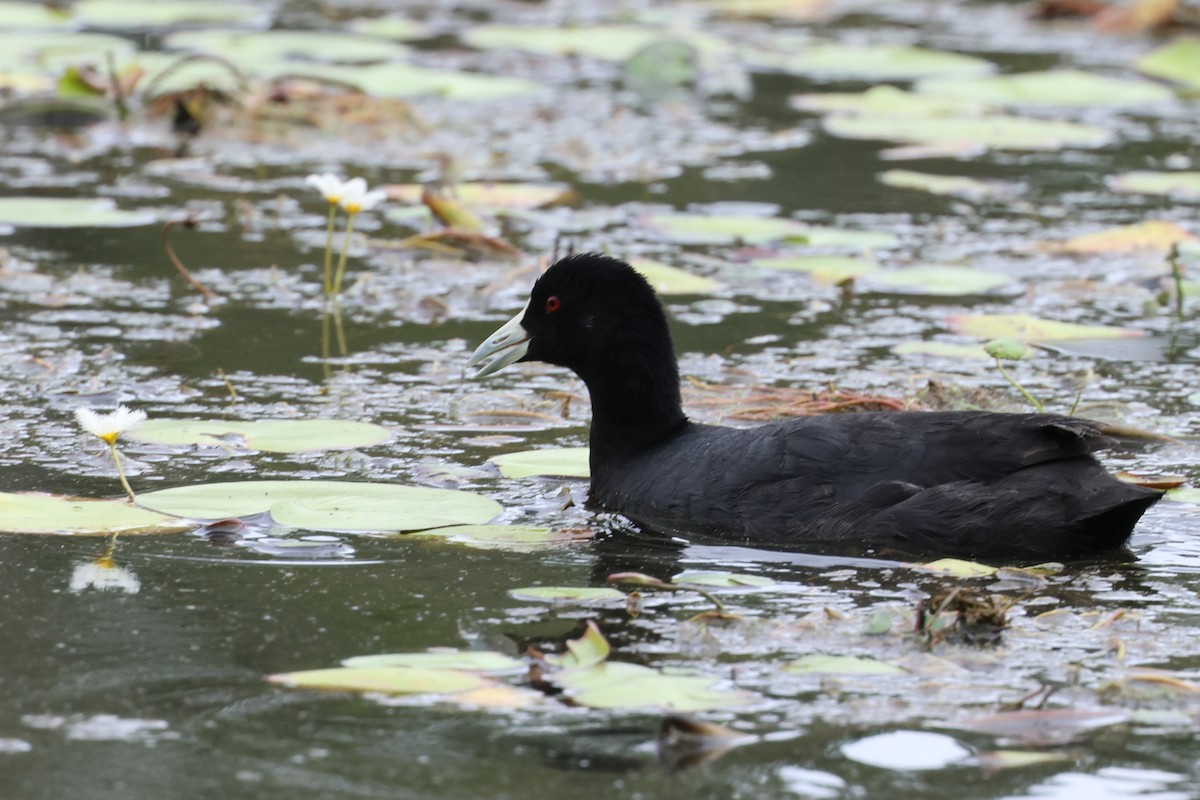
[466,304,530,378]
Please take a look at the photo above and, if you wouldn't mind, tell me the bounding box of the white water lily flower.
[75,405,147,446]
[338,177,387,215]
[69,558,141,594]
[306,172,349,205]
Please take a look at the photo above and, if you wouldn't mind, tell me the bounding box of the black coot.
[467,253,1160,560]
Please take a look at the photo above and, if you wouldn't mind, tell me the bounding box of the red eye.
[544,295,561,313]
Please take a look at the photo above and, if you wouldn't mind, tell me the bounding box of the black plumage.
[468,253,1161,560]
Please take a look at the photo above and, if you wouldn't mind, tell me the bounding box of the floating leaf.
[408,524,589,551]
[1059,220,1198,253]
[913,558,998,578]
[755,42,993,80]
[135,480,501,531]
[878,170,1015,200]
[629,258,721,295]
[750,255,880,283]
[671,571,775,588]
[128,419,392,454]
[792,86,989,118]
[862,611,893,635]
[0,197,155,228]
[554,662,755,711]
[0,1,71,29]
[267,666,490,695]
[972,750,1071,770]
[944,708,1131,745]
[0,493,193,536]
[917,70,1175,108]
[349,16,429,42]
[544,620,612,670]
[785,655,907,675]
[164,29,411,67]
[983,337,1029,361]
[1108,171,1200,200]
[842,731,970,770]
[490,448,590,479]
[385,182,577,210]
[892,341,991,360]
[945,313,1143,342]
[1136,36,1200,89]
[463,25,728,62]
[703,0,830,21]
[72,0,268,29]
[864,265,1016,296]
[1165,487,1200,504]
[824,114,1110,151]
[509,586,625,604]
[342,651,525,673]
[0,31,137,73]
[644,213,897,248]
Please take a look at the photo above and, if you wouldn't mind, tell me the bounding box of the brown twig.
[162,217,219,301]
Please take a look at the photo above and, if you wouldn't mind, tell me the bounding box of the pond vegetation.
[3,0,1200,797]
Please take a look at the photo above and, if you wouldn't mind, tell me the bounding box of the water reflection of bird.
[468,253,1161,561]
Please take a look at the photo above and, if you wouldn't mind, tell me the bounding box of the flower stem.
[331,213,358,297]
[108,442,137,502]
[995,360,1044,413]
[333,297,348,357]
[322,204,336,297]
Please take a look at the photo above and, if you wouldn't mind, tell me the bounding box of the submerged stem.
[333,298,348,357]
[322,204,337,297]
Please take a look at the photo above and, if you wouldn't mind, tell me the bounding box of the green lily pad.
[792,86,990,117]
[0,1,71,28]
[164,29,411,67]
[545,621,611,670]
[671,571,776,588]
[630,258,720,295]
[128,419,392,454]
[349,16,429,42]
[135,480,501,531]
[0,493,193,536]
[508,586,625,604]
[1136,36,1200,90]
[554,662,756,711]
[490,448,590,479]
[754,42,993,81]
[1108,171,1200,200]
[917,70,1175,108]
[824,114,1110,151]
[462,25,728,62]
[0,197,155,228]
[878,170,1015,200]
[342,651,525,673]
[0,31,137,73]
[1165,487,1200,504]
[973,750,1071,770]
[386,182,577,210]
[643,214,898,248]
[785,655,907,675]
[73,0,268,29]
[892,341,991,360]
[1059,220,1198,253]
[304,62,540,100]
[913,558,998,578]
[750,255,880,283]
[945,313,1144,342]
[408,524,587,550]
[267,666,490,695]
[864,265,1016,296]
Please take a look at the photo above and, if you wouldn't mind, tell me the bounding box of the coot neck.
[574,345,688,466]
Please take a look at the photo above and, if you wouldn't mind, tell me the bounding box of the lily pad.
[878,170,1015,200]
[672,571,776,588]
[1059,220,1198,253]
[462,25,728,62]
[785,655,907,675]
[792,86,989,118]
[128,419,392,454]
[342,651,525,673]
[490,448,590,479]
[0,197,155,228]
[643,214,898,248]
[754,42,993,81]
[545,621,611,669]
[164,29,411,67]
[554,662,756,712]
[1165,487,1200,504]
[72,0,269,29]
[913,558,998,578]
[508,586,625,604]
[630,258,721,295]
[917,70,1175,108]
[385,182,577,210]
[0,31,137,73]
[824,114,1110,151]
[1108,171,1200,200]
[750,255,880,283]
[0,493,193,536]
[135,480,501,531]
[0,1,71,29]
[863,265,1016,296]
[1136,36,1200,89]
[945,313,1144,342]
[703,0,830,20]
[267,666,490,695]
[408,524,588,550]
[349,16,429,42]
[892,341,991,360]
[307,62,540,100]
